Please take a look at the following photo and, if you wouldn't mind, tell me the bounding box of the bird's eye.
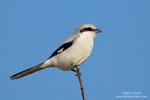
[80,27,93,33]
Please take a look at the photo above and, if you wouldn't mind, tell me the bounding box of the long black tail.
[10,63,44,80]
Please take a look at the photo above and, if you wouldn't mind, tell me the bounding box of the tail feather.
[10,63,44,80]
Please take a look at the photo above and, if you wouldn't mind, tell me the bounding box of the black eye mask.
[80,27,93,33]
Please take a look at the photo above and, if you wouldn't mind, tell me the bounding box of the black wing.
[48,41,74,59]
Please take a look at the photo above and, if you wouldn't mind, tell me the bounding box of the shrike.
[10,24,101,80]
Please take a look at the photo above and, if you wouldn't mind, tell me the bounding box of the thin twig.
[75,66,86,100]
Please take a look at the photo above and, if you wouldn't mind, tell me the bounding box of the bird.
[10,24,102,80]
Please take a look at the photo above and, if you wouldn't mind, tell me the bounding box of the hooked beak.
[93,29,102,33]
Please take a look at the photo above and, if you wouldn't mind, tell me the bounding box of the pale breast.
[55,32,94,70]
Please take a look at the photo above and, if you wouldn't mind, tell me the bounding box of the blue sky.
[0,0,150,100]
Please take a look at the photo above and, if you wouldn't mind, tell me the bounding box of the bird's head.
[74,24,102,38]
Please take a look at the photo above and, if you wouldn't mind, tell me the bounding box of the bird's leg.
[75,67,81,77]
[72,66,81,77]
[71,68,77,72]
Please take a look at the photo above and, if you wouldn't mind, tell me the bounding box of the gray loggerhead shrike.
[10,24,101,80]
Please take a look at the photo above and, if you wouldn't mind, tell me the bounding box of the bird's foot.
[72,66,81,77]
[75,72,81,77]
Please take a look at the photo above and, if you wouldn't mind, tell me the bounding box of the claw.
[75,72,81,77]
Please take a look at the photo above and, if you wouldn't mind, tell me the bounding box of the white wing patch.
[57,48,64,53]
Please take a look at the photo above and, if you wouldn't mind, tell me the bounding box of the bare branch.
[75,66,86,100]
